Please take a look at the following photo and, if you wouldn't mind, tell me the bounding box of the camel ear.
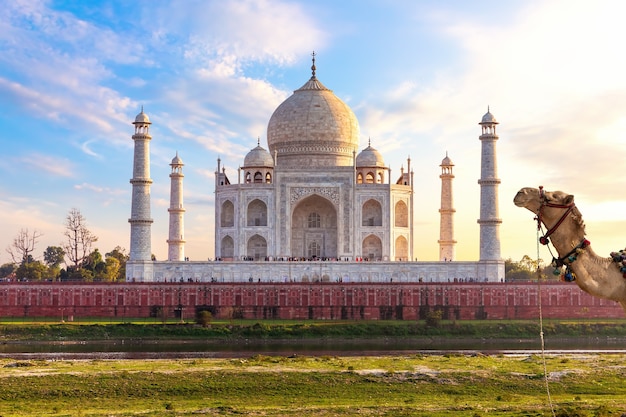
[564,194,575,204]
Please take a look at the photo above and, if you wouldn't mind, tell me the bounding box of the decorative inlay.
[290,187,339,205]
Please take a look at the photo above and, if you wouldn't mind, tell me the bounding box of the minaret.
[167,152,185,261]
[438,153,456,261]
[129,109,153,265]
[477,107,502,262]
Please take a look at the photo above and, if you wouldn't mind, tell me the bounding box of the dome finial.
[311,50,317,80]
[368,137,371,147]
[257,136,260,146]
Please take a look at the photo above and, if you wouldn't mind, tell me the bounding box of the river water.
[2,337,625,360]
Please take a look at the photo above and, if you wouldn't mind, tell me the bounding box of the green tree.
[505,256,547,281]
[15,261,48,281]
[44,246,65,267]
[0,263,17,279]
[84,249,105,273]
[196,310,212,327]
[67,267,94,282]
[106,246,128,281]
[43,246,65,281]
[101,257,121,282]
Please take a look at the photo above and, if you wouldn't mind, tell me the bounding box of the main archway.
[291,195,337,259]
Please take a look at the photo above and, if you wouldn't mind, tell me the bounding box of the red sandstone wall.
[0,282,622,320]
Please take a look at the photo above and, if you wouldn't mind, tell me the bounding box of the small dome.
[171,153,183,166]
[441,153,453,166]
[480,108,498,124]
[356,144,385,167]
[134,110,151,124]
[244,144,274,167]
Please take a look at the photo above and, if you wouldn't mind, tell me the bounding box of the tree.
[6,228,43,264]
[67,267,93,282]
[63,208,98,269]
[84,248,105,273]
[101,257,121,282]
[505,255,547,281]
[106,246,129,281]
[43,246,65,282]
[43,246,65,268]
[15,261,47,281]
[0,263,16,279]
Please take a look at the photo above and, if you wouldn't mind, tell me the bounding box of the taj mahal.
[125,56,504,283]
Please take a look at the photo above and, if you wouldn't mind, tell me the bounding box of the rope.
[537,227,556,417]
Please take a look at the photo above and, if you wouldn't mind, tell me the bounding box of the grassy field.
[1,353,626,416]
[1,318,626,341]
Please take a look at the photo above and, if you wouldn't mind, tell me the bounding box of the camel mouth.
[513,191,528,207]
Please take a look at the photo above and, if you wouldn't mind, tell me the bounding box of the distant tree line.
[504,255,557,281]
[1,208,128,282]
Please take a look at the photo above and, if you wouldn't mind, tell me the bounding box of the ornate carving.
[290,187,339,205]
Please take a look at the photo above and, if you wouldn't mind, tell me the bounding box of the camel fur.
[514,187,626,313]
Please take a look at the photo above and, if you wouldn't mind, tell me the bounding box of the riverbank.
[2,353,625,416]
[1,319,626,342]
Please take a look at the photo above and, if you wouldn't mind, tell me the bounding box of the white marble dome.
[244,143,274,167]
[480,109,497,124]
[134,110,150,124]
[356,144,385,167]
[171,153,183,165]
[267,71,360,168]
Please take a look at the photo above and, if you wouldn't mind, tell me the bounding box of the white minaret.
[477,107,502,262]
[438,153,456,261]
[167,152,185,261]
[128,109,153,263]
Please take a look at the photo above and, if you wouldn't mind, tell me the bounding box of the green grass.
[1,354,626,416]
[1,319,626,342]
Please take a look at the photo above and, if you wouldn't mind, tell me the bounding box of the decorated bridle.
[534,186,590,282]
[535,185,576,245]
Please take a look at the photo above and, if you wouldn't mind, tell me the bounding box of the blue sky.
[1,0,625,265]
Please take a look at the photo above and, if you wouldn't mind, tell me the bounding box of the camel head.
[514,187,583,236]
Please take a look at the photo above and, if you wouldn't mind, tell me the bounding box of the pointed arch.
[362,234,382,261]
[247,199,267,226]
[221,235,234,259]
[247,234,267,260]
[395,236,408,261]
[395,200,408,227]
[221,200,234,227]
[362,199,382,226]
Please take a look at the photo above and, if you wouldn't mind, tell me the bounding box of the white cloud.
[16,153,74,178]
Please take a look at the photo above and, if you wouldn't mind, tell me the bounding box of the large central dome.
[267,61,360,168]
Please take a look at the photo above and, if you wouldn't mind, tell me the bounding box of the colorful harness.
[535,186,589,282]
[610,249,626,278]
[535,186,625,281]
